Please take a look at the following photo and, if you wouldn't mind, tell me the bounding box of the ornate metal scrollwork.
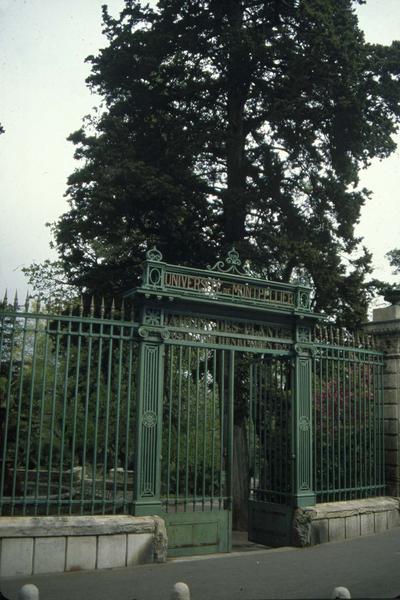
[138,326,150,339]
[207,247,251,276]
[142,410,157,428]
[146,246,163,262]
[298,326,311,342]
[299,416,311,432]
[149,267,162,286]
[142,485,156,497]
[144,308,162,326]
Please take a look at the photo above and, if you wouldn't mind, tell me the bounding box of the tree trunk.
[232,421,249,531]
[224,1,250,246]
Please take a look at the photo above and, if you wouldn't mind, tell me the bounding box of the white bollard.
[170,581,190,600]
[18,584,39,600]
[331,586,351,599]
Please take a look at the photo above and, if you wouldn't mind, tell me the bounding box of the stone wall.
[293,497,399,546]
[0,515,167,578]
[364,304,400,497]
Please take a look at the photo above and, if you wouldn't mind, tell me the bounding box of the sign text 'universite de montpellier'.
[164,272,294,306]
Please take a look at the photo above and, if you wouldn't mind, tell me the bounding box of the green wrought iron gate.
[0,247,385,557]
[161,345,233,555]
[248,356,293,546]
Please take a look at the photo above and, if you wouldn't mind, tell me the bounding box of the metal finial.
[207,247,250,275]
[146,246,163,262]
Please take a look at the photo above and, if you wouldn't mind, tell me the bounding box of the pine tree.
[44,0,400,326]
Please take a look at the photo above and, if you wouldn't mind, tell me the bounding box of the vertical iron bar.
[343,351,347,500]
[0,307,18,515]
[331,349,335,502]
[279,359,283,498]
[249,360,254,501]
[68,314,83,515]
[262,361,267,496]
[122,334,134,511]
[325,349,332,502]
[379,361,384,489]
[11,310,30,515]
[368,361,372,496]
[358,354,362,496]
[318,348,328,495]
[102,319,114,513]
[45,318,62,515]
[353,355,358,498]
[34,318,50,515]
[227,351,234,512]
[211,349,217,510]
[374,361,379,492]
[112,321,124,513]
[218,350,225,509]
[80,319,93,514]
[202,349,208,509]
[22,315,41,515]
[166,345,174,511]
[91,320,103,513]
[363,355,367,496]
[337,349,341,500]
[184,346,191,511]
[176,346,183,508]
[56,316,72,515]
[349,356,353,499]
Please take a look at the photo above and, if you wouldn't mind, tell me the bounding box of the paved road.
[2,528,400,599]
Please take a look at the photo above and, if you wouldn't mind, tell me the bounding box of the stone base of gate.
[0,515,167,578]
[292,497,400,547]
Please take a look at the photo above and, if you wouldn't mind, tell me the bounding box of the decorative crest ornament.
[207,247,250,276]
[291,267,313,288]
[146,246,163,262]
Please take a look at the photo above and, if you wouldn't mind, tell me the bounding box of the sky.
[0,0,400,302]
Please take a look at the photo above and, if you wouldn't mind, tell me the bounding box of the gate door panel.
[161,345,233,556]
[248,357,293,546]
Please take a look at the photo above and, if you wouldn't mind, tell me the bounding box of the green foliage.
[41,0,400,325]
[0,307,137,514]
[386,248,400,274]
[162,347,224,499]
[22,260,80,306]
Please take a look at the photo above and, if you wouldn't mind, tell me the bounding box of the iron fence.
[161,344,231,512]
[0,296,387,520]
[0,297,138,516]
[312,327,385,502]
[249,357,292,504]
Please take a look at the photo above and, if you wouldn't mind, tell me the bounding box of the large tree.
[49,0,400,326]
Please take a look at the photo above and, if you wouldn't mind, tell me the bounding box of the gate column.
[292,327,316,508]
[132,308,166,516]
[364,294,400,497]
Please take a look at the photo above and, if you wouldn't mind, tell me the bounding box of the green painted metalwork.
[0,297,138,516]
[0,248,386,555]
[248,357,292,506]
[127,246,314,318]
[312,326,385,502]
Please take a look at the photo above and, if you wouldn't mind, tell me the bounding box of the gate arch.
[125,247,320,554]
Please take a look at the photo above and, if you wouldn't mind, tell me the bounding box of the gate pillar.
[132,308,166,516]
[292,329,316,508]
